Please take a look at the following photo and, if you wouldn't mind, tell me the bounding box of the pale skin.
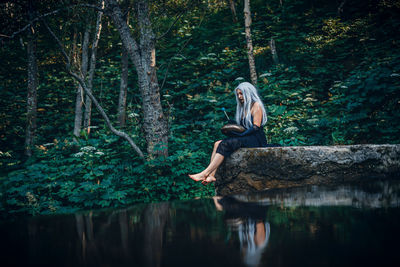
[254,221,266,246]
[188,89,263,185]
[212,196,266,246]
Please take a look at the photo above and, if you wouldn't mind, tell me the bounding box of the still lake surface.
[1,179,400,267]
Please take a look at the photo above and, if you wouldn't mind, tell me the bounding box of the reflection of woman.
[238,219,270,267]
[213,196,271,267]
[189,82,269,185]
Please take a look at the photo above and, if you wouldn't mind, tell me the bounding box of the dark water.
[1,180,400,267]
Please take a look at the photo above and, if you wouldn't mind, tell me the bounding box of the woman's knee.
[214,140,222,149]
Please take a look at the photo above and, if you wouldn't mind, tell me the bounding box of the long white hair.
[238,219,271,267]
[235,82,267,129]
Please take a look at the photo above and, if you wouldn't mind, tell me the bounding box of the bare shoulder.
[251,102,262,112]
[251,102,263,126]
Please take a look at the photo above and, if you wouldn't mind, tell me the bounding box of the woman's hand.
[230,125,260,137]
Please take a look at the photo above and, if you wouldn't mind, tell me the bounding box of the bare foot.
[188,172,206,182]
[201,176,216,185]
[213,196,223,211]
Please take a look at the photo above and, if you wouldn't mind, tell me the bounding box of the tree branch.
[156,11,185,40]
[0,4,105,40]
[160,12,205,91]
[160,38,192,91]
[41,19,70,66]
[42,17,145,159]
[1,8,62,40]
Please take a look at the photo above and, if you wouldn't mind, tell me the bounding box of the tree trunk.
[84,1,104,134]
[117,44,129,127]
[43,14,145,159]
[70,70,145,158]
[270,38,279,65]
[228,0,237,23]
[243,0,257,86]
[106,0,168,157]
[73,24,90,138]
[118,13,130,128]
[25,0,38,157]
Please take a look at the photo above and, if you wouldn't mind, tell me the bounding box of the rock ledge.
[215,144,400,195]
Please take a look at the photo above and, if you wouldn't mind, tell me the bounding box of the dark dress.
[216,116,269,157]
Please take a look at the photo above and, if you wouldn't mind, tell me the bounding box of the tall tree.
[117,45,129,127]
[106,0,168,157]
[117,13,130,128]
[270,37,279,65]
[228,0,238,23]
[43,13,145,159]
[243,0,257,85]
[73,23,90,138]
[83,1,104,134]
[25,0,38,157]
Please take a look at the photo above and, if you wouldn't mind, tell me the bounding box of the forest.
[0,0,399,217]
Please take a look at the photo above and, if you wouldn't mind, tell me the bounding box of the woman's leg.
[201,153,224,179]
[203,137,243,184]
[188,140,221,181]
[205,141,221,182]
[209,140,221,169]
[207,168,218,181]
[189,141,224,182]
[188,153,225,181]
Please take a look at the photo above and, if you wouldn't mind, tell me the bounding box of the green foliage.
[326,54,400,143]
[1,0,400,217]
[2,131,214,217]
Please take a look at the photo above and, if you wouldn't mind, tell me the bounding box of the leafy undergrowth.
[1,132,214,218]
[1,0,400,218]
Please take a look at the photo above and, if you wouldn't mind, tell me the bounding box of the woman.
[213,196,270,267]
[189,82,268,185]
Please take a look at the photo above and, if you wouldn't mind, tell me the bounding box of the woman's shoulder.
[251,102,261,112]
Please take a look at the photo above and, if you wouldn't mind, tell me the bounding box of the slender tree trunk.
[106,0,168,157]
[72,28,78,68]
[270,37,279,65]
[136,0,168,157]
[117,13,130,128]
[25,0,38,157]
[228,0,237,23]
[73,24,90,138]
[118,46,129,127]
[84,0,104,134]
[243,0,257,86]
[43,16,145,159]
[71,70,145,158]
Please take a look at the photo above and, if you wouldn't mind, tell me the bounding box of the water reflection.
[143,203,169,267]
[214,196,271,267]
[1,179,400,267]
[234,179,400,208]
[238,220,270,267]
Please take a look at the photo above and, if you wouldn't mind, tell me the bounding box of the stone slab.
[215,144,400,195]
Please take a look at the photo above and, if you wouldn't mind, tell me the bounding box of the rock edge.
[215,144,400,196]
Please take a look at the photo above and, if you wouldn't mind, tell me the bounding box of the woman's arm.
[251,102,262,127]
[230,103,263,137]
